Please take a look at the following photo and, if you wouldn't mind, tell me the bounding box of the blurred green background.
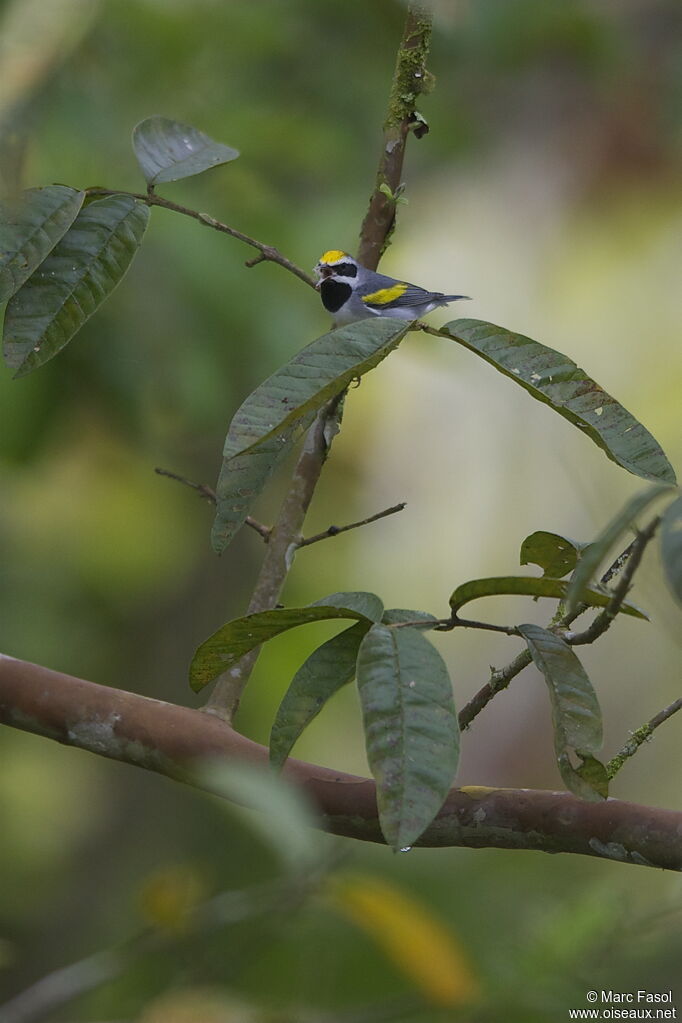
[1,0,681,1019]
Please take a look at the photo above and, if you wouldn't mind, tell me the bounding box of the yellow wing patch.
[362,281,409,305]
[319,249,350,264]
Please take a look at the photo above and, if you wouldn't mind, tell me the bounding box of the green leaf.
[660,493,682,607]
[269,622,368,770]
[382,608,439,628]
[520,530,590,579]
[3,195,150,377]
[0,185,84,303]
[132,116,239,185]
[439,320,676,485]
[194,759,322,873]
[565,484,675,614]
[356,624,459,849]
[190,591,383,692]
[211,414,311,554]
[211,318,411,553]
[572,754,610,800]
[449,576,646,619]
[221,318,411,458]
[311,591,384,620]
[518,623,607,801]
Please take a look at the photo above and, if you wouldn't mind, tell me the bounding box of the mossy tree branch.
[357,3,434,269]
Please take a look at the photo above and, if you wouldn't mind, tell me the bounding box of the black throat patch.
[320,279,352,313]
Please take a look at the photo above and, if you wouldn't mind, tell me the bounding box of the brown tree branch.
[357,3,434,269]
[203,395,344,721]
[1,653,681,870]
[85,187,316,289]
[298,501,407,547]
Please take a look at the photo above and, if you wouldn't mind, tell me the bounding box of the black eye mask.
[330,262,358,278]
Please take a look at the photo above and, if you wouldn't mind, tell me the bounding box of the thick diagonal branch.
[1,654,681,871]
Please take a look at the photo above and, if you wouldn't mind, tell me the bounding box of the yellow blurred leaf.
[328,873,479,1008]
[137,987,258,1023]
[137,864,205,933]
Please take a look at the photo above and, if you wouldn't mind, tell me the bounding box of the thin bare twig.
[392,615,518,635]
[298,502,407,548]
[85,187,316,289]
[607,697,682,780]
[154,467,270,540]
[154,465,216,502]
[436,616,520,637]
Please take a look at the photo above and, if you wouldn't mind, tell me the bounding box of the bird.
[314,250,469,327]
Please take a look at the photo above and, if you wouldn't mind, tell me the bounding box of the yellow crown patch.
[319,250,350,264]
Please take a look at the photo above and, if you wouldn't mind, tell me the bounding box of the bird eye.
[335,262,358,278]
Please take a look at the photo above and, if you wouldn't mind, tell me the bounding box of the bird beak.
[314,266,333,288]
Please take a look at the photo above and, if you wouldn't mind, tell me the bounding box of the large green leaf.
[132,116,239,185]
[190,591,384,692]
[211,318,411,553]
[565,484,675,614]
[356,624,459,850]
[518,624,607,801]
[221,318,411,458]
[269,621,369,770]
[3,195,150,377]
[0,185,84,303]
[438,320,676,485]
[520,530,590,580]
[660,493,682,607]
[449,576,646,619]
[211,414,311,554]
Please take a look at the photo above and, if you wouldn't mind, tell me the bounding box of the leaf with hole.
[520,530,590,579]
[132,116,239,185]
[449,576,646,620]
[438,320,676,486]
[0,185,84,304]
[565,484,675,615]
[3,195,150,377]
[660,493,682,607]
[518,624,607,800]
[269,621,369,769]
[356,623,459,849]
[190,591,384,692]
